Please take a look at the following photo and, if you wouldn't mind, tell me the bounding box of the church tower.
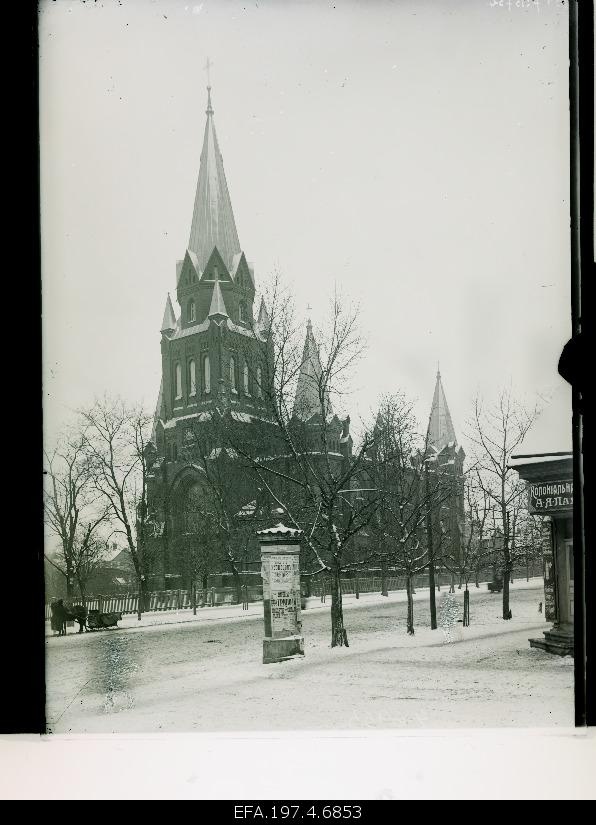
[145,84,274,587]
[152,85,271,465]
[425,367,465,563]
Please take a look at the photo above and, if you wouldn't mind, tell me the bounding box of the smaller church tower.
[291,318,352,458]
[426,366,465,472]
[425,366,465,564]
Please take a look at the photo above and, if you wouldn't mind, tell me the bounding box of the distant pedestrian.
[538,601,543,614]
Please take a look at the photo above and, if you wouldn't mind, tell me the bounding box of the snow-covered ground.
[45,578,574,734]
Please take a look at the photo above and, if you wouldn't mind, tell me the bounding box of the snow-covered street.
[45,579,573,733]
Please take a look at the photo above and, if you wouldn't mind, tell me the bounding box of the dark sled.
[86,609,123,630]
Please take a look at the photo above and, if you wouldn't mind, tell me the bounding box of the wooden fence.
[45,586,263,621]
[44,562,542,621]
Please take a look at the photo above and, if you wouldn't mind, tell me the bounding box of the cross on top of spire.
[205,57,214,114]
[204,56,213,85]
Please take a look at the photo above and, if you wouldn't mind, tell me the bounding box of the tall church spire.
[188,85,241,274]
[293,319,332,421]
[427,367,457,451]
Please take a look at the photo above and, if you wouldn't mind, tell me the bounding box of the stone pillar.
[258,523,305,665]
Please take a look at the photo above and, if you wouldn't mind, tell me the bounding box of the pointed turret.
[208,278,228,321]
[161,294,177,335]
[293,319,332,421]
[188,86,241,274]
[427,367,457,451]
[151,378,164,445]
[257,297,270,333]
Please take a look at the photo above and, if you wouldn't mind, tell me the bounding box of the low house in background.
[87,549,137,595]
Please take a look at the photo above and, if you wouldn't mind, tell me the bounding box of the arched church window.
[256,365,262,398]
[188,299,196,323]
[189,359,196,396]
[243,361,249,395]
[238,301,246,323]
[175,363,182,400]
[230,357,237,393]
[204,355,211,394]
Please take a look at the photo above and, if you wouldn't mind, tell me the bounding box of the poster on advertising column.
[268,554,301,637]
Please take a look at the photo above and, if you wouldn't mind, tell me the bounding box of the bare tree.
[71,529,110,609]
[43,428,108,600]
[467,389,538,620]
[231,283,381,647]
[370,394,455,635]
[80,396,155,620]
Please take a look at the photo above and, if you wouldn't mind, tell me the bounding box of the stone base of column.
[529,624,574,657]
[263,635,305,664]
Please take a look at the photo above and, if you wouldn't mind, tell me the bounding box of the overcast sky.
[40,0,572,455]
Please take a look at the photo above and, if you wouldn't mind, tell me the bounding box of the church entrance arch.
[168,466,218,589]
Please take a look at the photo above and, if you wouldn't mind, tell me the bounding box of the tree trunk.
[355,576,359,599]
[502,565,512,620]
[330,565,348,648]
[66,562,75,600]
[463,585,470,627]
[137,576,149,621]
[458,574,462,590]
[428,559,437,630]
[76,574,87,610]
[381,561,388,597]
[406,574,415,635]
[526,552,530,582]
[425,464,437,628]
[475,563,480,588]
[449,573,455,594]
[192,580,197,616]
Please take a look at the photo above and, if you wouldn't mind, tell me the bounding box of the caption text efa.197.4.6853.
[234,806,363,820]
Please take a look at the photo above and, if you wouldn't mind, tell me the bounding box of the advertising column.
[258,524,305,665]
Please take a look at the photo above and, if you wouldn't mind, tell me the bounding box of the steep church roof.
[188,87,241,274]
[293,320,332,421]
[427,368,457,451]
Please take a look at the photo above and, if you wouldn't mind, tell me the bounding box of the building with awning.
[509,383,574,656]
